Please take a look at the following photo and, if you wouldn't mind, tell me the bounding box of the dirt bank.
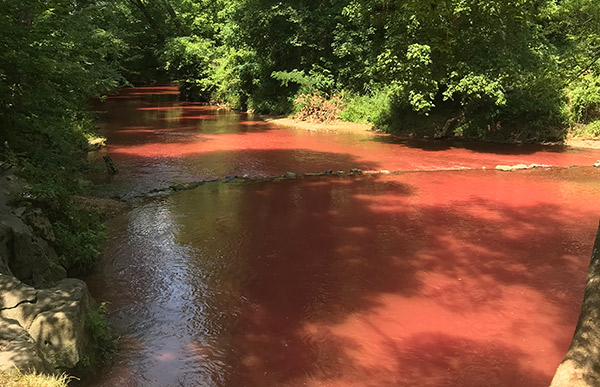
[264,117,373,133]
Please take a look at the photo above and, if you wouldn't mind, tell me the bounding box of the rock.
[23,208,55,242]
[0,169,65,286]
[28,280,93,370]
[594,160,600,168]
[511,164,529,170]
[528,164,540,169]
[0,275,37,309]
[0,274,94,371]
[325,169,333,175]
[284,172,297,178]
[13,207,26,217]
[0,223,14,276]
[0,316,52,373]
[170,182,203,191]
[495,165,513,171]
[482,167,487,170]
[336,171,345,175]
[70,196,129,221]
[350,168,363,174]
[379,170,391,174]
[10,228,63,287]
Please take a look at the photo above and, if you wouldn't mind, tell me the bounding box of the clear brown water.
[86,86,600,386]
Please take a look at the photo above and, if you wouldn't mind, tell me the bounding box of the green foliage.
[0,1,117,278]
[339,88,391,124]
[272,69,335,94]
[53,208,105,276]
[86,302,116,365]
[566,73,600,123]
[571,121,600,138]
[0,0,126,168]
[162,36,216,100]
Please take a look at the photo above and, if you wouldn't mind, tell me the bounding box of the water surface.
[86,86,600,386]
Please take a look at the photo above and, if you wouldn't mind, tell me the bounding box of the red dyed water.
[85,87,600,386]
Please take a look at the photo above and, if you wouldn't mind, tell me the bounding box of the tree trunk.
[551,221,600,387]
[161,0,184,36]
[127,0,165,42]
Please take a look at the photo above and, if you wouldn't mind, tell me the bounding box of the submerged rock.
[495,164,546,172]
[511,164,529,170]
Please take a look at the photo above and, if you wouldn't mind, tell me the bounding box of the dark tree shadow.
[370,134,571,156]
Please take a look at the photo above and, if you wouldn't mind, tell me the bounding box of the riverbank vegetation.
[0,1,126,274]
[2,1,600,180]
[122,0,600,143]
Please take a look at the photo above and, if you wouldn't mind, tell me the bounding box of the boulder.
[0,274,94,371]
[22,208,55,242]
[495,165,513,171]
[0,169,65,286]
[28,279,93,370]
[0,316,52,373]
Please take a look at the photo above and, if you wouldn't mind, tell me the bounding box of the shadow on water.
[370,134,571,156]
[83,87,600,386]
[96,171,598,387]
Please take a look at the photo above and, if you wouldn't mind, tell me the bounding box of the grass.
[0,370,73,387]
[569,121,600,139]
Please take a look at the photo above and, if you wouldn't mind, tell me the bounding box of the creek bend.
[86,86,600,386]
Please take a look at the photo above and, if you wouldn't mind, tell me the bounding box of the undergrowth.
[83,302,117,372]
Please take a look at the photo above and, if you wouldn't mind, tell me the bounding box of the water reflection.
[85,87,600,387]
[87,170,600,387]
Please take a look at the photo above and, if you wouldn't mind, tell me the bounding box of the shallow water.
[86,86,600,386]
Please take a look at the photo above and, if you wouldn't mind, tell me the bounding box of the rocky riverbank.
[0,165,99,378]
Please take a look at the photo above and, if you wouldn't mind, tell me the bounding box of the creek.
[86,86,600,386]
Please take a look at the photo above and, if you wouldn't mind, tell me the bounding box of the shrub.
[339,88,391,124]
[85,302,116,368]
[567,73,600,124]
[294,91,345,123]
